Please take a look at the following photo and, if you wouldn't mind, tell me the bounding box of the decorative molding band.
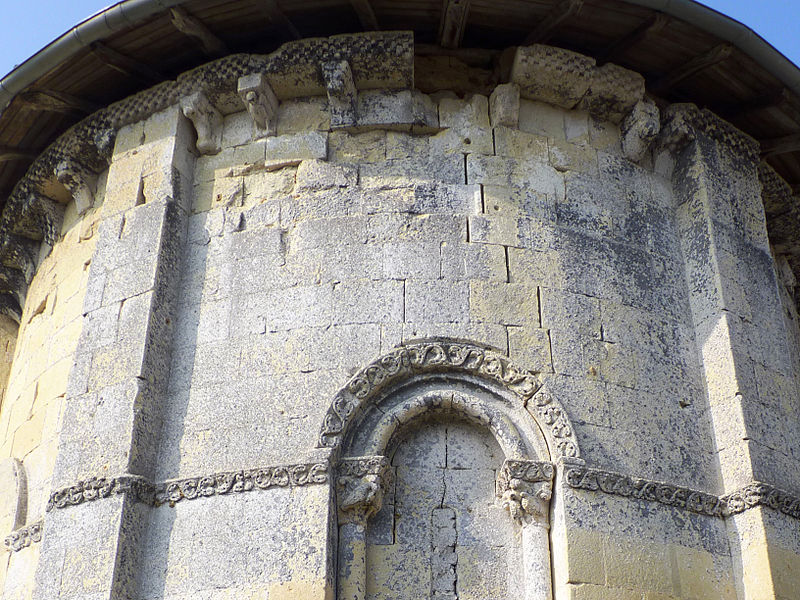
[318,339,581,460]
[566,467,800,521]
[3,520,42,553]
[44,463,330,513]
[46,474,156,512]
[723,482,800,520]
[155,462,329,506]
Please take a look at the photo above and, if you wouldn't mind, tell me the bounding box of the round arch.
[317,338,582,462]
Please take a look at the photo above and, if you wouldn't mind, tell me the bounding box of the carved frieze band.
[566,467,800,521]
[3,520,42,553]
[318,340,580,460]
[45,462,329,513]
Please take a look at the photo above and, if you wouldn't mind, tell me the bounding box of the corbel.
[180,91,223,155]
[322,60,358,128]
[54,158,97,215]
[620,99,661,163]
[336,456,391,524]
[237,73,279,136]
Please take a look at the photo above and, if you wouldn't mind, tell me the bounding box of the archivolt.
[317,338,581,461]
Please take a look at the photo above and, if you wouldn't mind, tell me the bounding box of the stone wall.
[0,32,799,600]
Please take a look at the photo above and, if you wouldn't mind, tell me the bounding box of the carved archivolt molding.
[496,460,555,526]
[3,519,42,553]
[318,340,580,460]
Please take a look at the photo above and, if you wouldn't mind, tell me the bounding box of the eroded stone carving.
[723,482,800,519]
[566,466,727,517]
[54,158,96,215]
[508,44,595,109]
[489,82,520,128]
[497,460,554,526]
[318,340,580,460]
[323,60,358,128]
[337,455,390,523]
[237,72,278,135]
[3,520,41,553]
[180,91,223,155]
[46,475,156,511]
[579,63,645,125]
[659,103,760,160]
[157,463,329,505]
[620,99,660,162]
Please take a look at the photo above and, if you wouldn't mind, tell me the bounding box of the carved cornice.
[155,462,329,506]
[317,340,580,460]
[3,520,41,553]
[659,103,760,161]
[565,467,800,521]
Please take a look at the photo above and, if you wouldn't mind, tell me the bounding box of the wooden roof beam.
[256,0,301,39]
[170,7,229,57]
[0,147,36,163]
[523,0,583,46]
[17,90,99,115]
[651,43,733,95]
[761,133,800,158]
[599,13,669,65]
[439,0,470,49]
[351,0,380,31]
[90,42,165,85]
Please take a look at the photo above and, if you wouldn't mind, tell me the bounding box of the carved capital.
[54,159,96,215]
[621,99,660,163]
[237,73,278,136]
[323,60,357,128]
[337,455,391,523]
[180,91,223,155]
[496,460,555,526]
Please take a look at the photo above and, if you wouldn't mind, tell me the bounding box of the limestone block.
[519,99,566,140]
[221,111,256,148]
[566,583,641,600]
[549,139,598,173]
[405,280,469,323]
[469,280,539,327]
[466,155,564,201]
[589,118,621,153]
[508,326,552,373]
[356,90,438,131]
[482,185,555,221]
[490,83,520,128]
[242,168,295,209]
[440,241,506,281]
[604,536,674,595]
[383,241,441,279]
[264,131,328,168]
[402,322,508,351]
[276,97,330,135]
[493,126,547,160]
[360,155,464,187]
[332,279,404,324]
[329,130,386,162]
[510,45,596,109]
[541,287,601,338]
[507,247,564,289]
[295,159,357,191]
[578,63,645,125]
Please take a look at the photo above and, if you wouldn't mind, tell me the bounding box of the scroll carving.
[496,460,554,526]
[318,340,580,460]
[3,520,42,553]
[180,91,223,155]
[46,475,156,512]
[237,73,278,135]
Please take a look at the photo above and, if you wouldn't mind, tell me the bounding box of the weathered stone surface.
[509,45,596,109]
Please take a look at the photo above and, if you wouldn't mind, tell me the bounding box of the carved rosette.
[496,460,555,527]
[336,455,391,524]
[318,341,580,460]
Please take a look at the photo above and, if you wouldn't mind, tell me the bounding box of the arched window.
[322,340,580,600]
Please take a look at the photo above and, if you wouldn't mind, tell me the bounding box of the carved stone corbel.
[336,455,391,524]
[237,73,279,136]
[54,158,96,215]
[620,99,660,163]
[323,60,358,128]
[496,459,555,527]
[180,91,223,155]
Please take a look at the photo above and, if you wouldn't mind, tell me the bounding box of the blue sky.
[1,1,799,79]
